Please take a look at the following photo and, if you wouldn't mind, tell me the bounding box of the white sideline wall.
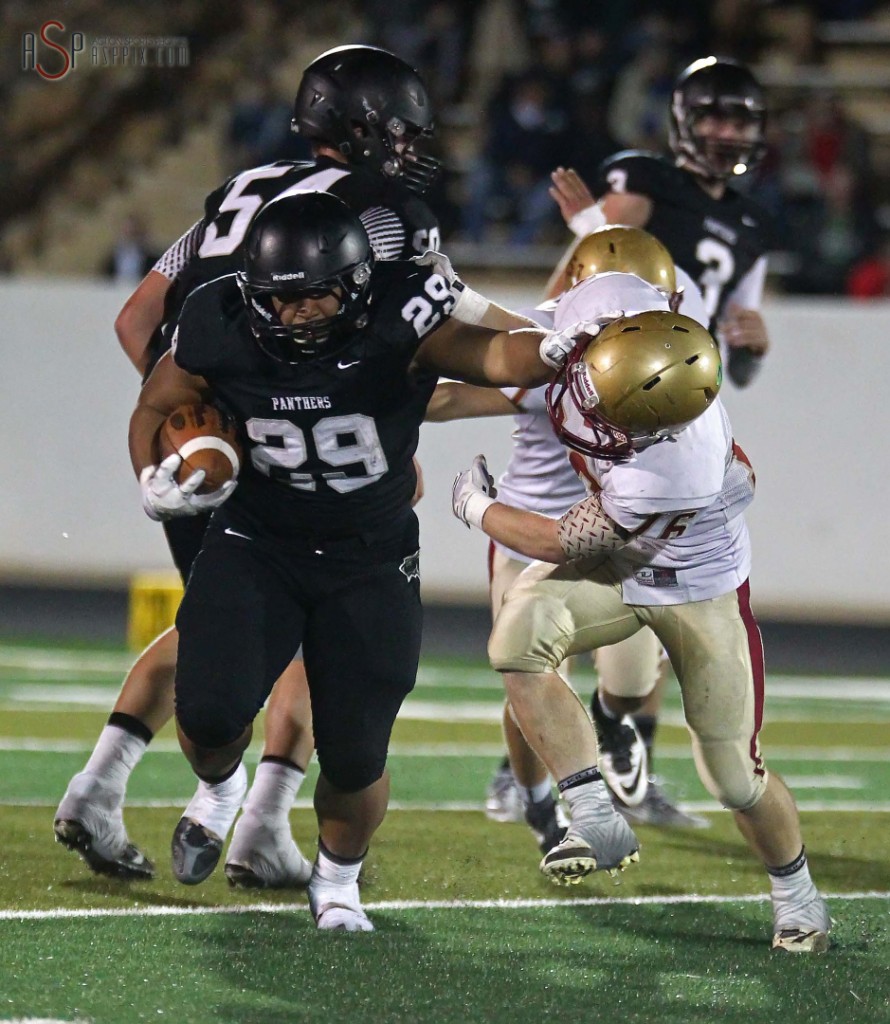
[0,278,887,623]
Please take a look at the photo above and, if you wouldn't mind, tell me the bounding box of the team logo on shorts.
[399,550,420,582]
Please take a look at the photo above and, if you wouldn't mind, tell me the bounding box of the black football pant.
[174,517,422,792]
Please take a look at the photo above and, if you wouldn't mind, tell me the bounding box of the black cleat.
[54,818,155,881]
[171,817,223,885]
[524,794,568,854]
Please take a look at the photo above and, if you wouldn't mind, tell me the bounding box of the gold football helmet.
[547,310,722,459]
[564,226,679,307]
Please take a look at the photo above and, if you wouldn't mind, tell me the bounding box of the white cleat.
[54,771,154,880]
[593,714,649,808]
[540,811,640,886]
[224,812,312,889]
[772,893,832,953]
[308,871,374,932]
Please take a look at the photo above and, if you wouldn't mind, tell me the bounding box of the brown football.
[158,403,242,494]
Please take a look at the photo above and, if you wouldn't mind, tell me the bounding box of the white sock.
[314,844,363,888]
[81,725,147,792]
[562,777,617,829]
[242,761,304,820]
[184,762,247,839]
[521,779,553,806]
[769,851,818,904]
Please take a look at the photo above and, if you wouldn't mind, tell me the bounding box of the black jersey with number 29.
[593,150,778,328]
[171,259,455,541]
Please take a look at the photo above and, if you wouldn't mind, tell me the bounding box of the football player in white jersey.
[427,227,708,846]
[450,285,831,953]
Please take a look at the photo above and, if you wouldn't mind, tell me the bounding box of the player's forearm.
[482,328,552,387]
[478,503,566,564]
[425,382,515,422]
[129,354,208,475]
[129,403,167,477]
[115,270,170,375]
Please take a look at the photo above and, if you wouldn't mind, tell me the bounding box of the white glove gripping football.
[140,453,236,521]
[452,454,497,530]
[538,311,626,370]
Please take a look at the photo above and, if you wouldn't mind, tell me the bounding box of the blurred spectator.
[803,94,872,187]
[461,71,571,243]
[101,214,160,284]
[564,88,622,186]
[362,0,479,106]
[785,164,878,294]
[226,74,310,174]
[606,41,674,150]
[847,235,890,298]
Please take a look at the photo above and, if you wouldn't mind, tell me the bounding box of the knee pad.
[317,743,386,794]
[488,591,569,673]
[176,697,248,751]
[693,741,768,811]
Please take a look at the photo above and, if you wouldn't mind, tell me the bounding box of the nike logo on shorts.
[224,527,252,541]
[337,359,360,370]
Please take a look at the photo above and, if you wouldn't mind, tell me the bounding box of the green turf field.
[0,640,888,1023]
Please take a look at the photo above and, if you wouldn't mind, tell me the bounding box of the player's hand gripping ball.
[141,403,242,522]
[158,403,242,494]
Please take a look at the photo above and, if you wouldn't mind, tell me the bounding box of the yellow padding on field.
[127,571,183,651]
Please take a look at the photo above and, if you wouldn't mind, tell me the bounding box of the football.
[158,403,242,494]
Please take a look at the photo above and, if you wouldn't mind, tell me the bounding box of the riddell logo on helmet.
[272,273,306,281]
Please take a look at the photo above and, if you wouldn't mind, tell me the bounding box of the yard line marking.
[0,890,885,923]
[782,775,863,789]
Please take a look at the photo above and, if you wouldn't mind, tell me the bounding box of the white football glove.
[140,453,236,521]
[415,249,458,285]
[452,454,497,530]
[538,310,625,370]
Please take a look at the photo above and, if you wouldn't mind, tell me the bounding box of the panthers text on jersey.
[146,155,440,377]
[593,150,778,330]
[171,259,454,540]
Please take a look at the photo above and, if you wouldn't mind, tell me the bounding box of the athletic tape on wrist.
[568,203,608,238]
[463,491,496,530]
[451,285,490,325]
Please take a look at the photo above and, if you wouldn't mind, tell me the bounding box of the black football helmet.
[238,191,374,363]
[669,57,766,181]
[292,44,439,194]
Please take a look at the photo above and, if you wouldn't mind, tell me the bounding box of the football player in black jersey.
[535,57,776,829]
[550,57,774,386]
[131,191,624,929]
[54,46,447,889]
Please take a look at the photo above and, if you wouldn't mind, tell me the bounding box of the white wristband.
[568,203,608,238]
[464,491,496,530]
[451,285,490,325]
